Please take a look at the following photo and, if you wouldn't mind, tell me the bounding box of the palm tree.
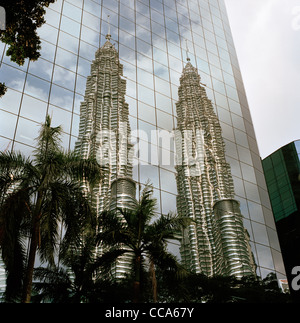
[0,115,101,303]
[32,232,125,303]
[97,185,189,303]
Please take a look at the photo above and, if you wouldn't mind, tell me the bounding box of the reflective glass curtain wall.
[262,141,300,299]
[0,0,286,280]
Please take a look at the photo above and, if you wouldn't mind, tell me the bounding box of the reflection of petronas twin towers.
[75,34,137,216]
[74,34,256,278]
[175,58,255,277]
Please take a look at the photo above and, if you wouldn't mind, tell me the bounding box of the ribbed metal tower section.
[175,60,256,278]
[74,35,137,278]
[0,258,5,300]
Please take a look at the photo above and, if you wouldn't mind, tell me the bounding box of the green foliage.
[155,271,291,303]
[97,185,190,303]
[0,115,101,302]
[32,234,123,303]
[0,83,7,97]
[0,0,56,65]
[0,117,292,303]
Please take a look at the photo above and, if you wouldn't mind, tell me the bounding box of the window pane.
[139,164,160,188]
[138,102,156,125]
[58,31,79,54]
[160,168,177,194]
[0,88,22,114]
[0,110,17,139]
[48,105,72,133]
[156,110,173,132]
[82,11,100,31]
[55,47,78,72]
[24,75,51,102]
[0,64,26,92]
[15,117,40,147]
[161,191,177,214]
[138,84,154,106]
[155,93,172,114]
[44,8,61,28]
[28,58,54,82]
[120,16,135,35]
[40,41,56,62]
[38,23,59,45]
[53,65,76,91]
[137,68,154,89]
[50,85,74,111]
[63,2,82,22]
[60,15,81,38]
[20,95,47,123]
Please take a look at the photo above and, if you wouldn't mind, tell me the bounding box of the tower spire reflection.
[175,60,256,278]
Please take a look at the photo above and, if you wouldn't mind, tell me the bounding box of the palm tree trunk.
[150,260,157,303]
[22,218,39,303]
[22,193,43,303]
[133,255,141,303]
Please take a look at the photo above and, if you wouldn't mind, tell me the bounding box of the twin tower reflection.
[73,32,256,279]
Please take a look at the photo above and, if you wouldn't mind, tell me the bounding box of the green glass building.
[262,140,300,299]
[0,0,287,294]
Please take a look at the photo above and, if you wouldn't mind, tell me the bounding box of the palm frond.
[32,266,72,303]
[35,115,62,157]
[92,248,131,278]
[0,151,35,195]
[116,208,142,245]
[136,185,157,226]
[62,151,102,186]
[39,194,61,266]
[0,188,31,302]
[0,115,106,303]
[147,243,189,286]
[43,180,96,263]
[0,150,30,172]
[144,213,191,247]
[0,187,32,248]
[3,238,27,303]
[97,210,134,248]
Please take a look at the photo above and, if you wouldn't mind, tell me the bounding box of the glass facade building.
[0,0,286,283]
[262,140,300,299]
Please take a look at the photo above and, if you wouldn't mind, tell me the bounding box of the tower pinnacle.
[185,39,190,62]
[106,15,111,41]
